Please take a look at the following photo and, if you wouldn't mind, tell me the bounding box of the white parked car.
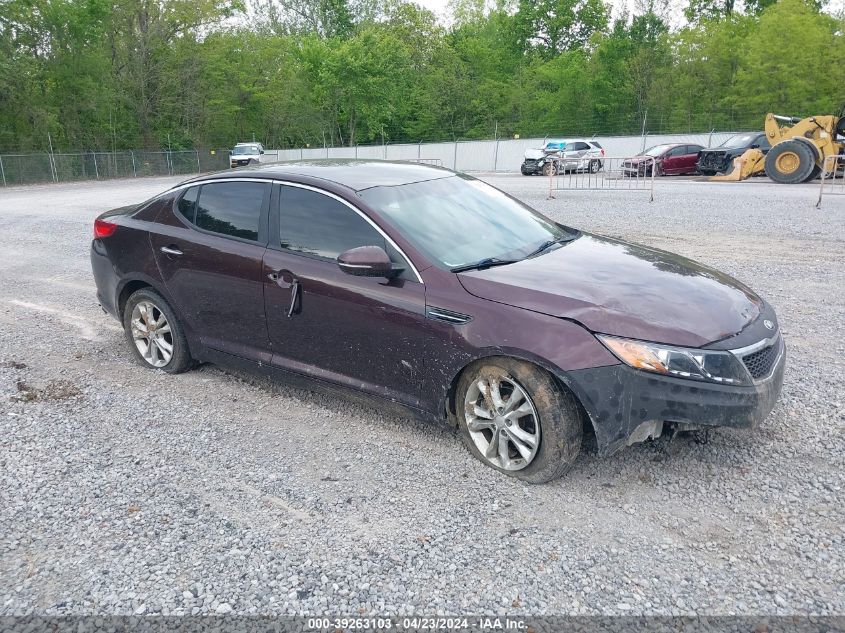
[230,143,265,168]
[521,139,604,176]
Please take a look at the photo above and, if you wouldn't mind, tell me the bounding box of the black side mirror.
[750,144,759,149]
[260,149,265,154]
[337,245,402,278]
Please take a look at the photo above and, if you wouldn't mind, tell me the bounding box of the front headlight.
[597,335,750,386]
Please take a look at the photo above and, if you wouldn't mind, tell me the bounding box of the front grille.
[699,152,726,168]
[741,336,782,380]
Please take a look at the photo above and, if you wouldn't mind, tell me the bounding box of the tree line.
[0,0,843,151]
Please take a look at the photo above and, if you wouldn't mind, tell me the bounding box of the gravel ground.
[0,173,843,617]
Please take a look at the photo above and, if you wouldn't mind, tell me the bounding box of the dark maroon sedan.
[623,143,704,176]
[91,161,785,482]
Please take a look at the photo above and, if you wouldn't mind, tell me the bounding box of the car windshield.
[232,145,259,155]
[720,134,756,149]
[643,144,673,156]
[358,175,576,270]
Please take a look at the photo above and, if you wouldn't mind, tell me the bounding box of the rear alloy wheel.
[588,159,601,173]
[123,288,193,373]
[765,141,816,184]
[457,357,582,483]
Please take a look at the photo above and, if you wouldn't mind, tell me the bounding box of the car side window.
[279,185,386,258]
[177,186,199,222]
[194,182,266,241]
[278,185,415,280]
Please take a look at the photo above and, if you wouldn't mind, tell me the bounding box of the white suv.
[521,139,604,176]
[230,143,265,168]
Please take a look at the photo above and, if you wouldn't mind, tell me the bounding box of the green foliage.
[1,0,843,150]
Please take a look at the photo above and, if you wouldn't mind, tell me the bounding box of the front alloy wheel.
[464,374,540,471]
[456,358,583,483]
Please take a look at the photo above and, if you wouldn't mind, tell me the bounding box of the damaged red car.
[90,161,785,482]
[623,143,704,176]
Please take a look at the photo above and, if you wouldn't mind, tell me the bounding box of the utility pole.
[640,109,648,152]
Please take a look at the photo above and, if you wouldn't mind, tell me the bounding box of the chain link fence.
[1,132,747,187]
[0,149,231,187]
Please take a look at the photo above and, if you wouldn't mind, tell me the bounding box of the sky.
[409,0,845,27]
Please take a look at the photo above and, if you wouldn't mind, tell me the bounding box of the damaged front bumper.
[564,342,785,456]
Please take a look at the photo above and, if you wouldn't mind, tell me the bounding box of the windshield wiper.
[450,257,520,273]
[526,234,577,258]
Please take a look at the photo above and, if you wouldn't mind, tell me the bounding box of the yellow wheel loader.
[710,111,845,183]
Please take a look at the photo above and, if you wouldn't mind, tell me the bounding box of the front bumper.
[565,340,785,456]
[697,152,731,174]
[622,163,650,176]
[521,160,543,174]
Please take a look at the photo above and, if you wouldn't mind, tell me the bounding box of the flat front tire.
[457,357,583,483]
[123,288,193,374]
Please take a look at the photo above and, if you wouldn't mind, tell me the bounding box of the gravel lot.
[0,173,843,617]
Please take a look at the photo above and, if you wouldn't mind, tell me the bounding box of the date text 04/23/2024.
[307,617,528,631]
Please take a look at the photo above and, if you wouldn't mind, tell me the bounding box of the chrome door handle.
[160,246,183,256]
[287,280,300,318]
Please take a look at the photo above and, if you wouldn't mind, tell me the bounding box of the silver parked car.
[521,139,604,176]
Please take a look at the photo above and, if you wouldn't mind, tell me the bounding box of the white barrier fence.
[548,156,656,202]
[817,155,845,208]
[261,131,743,173]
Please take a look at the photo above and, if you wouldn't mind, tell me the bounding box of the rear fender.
[790,136,822,162]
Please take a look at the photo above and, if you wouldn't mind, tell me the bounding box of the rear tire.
[588,159,600,173]
[123,288,193,374]
[765,141,816,184]
[805,164,822,182]
[456,357,582,483]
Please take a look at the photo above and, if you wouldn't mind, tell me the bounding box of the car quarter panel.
[90,196,173,319]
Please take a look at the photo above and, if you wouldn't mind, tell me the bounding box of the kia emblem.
[763,319,774,330]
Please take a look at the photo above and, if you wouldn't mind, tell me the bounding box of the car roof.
[180,159,455,192]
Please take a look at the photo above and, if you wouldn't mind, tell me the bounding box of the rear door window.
[194,181,267,241]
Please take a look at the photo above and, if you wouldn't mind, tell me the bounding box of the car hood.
[457,233,762,347]
[625,155,658,163]
[524,149,546,160]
